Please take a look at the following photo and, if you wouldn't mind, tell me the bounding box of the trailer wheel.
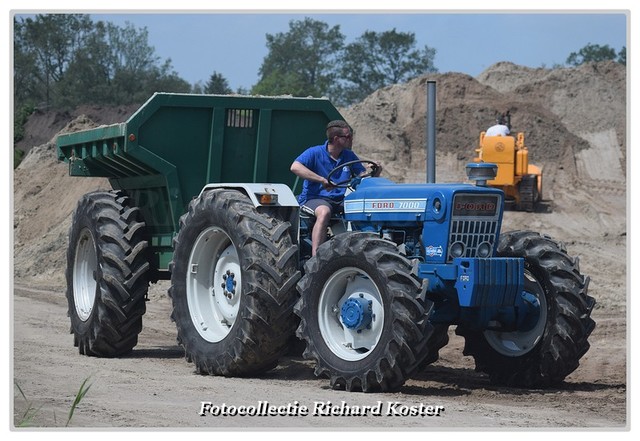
[295,232,433,392]
[169,189,300,376]
[456,230,595,387]
[66,191,150,356]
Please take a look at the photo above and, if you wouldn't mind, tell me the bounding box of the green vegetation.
[14,14,190,114]
[251,18,346,99]
[13,104,33,168]
[251,18,438,106]
[566,43,626,66]
[66,377,93,426]
[13,14,194,167]
[204,71,233,94]
[14,377,93,427]
[14,382,41,427]
[338,28,437,104]
[13,104,34,144]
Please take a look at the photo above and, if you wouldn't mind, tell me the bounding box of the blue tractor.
[294,83,595,392]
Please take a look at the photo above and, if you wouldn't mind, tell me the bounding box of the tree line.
[13,15,436,116]
[14,14,626,145]
[14,15,190,112]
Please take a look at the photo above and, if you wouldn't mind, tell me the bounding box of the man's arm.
[290,161,334,189]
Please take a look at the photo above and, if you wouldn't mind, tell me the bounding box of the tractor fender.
[197,183,300,208]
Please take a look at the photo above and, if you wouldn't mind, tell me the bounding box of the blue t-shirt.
[295,141,365,205]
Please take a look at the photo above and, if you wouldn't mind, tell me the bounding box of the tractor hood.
[343,177,504,224]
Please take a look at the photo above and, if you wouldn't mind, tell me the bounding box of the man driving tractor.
[290,120,382,255]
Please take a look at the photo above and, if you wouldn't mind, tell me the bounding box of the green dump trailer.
[56,92,346,370]
[57,92,343,278]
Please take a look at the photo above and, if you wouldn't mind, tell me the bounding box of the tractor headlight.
[450,241,465,258]
[477,241,492,257]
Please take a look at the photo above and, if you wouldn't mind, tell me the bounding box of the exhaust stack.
[426,81,436,183]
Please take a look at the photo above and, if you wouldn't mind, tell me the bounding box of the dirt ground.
[11,61,628,430]
[11,282,627,429]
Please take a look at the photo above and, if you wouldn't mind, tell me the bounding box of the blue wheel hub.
[221,270,236,297]
[341,295,373,331]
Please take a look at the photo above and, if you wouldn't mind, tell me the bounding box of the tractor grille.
[447,193,501,262]
[448,220,499,261]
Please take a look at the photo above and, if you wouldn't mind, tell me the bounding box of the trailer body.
[58,93,343,276]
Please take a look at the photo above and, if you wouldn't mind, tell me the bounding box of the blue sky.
[7,0,630,91]
[86,11,627,91]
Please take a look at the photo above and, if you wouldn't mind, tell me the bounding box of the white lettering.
[312,400,383,416]
[199,401,309,417]
[399,201,420,209]
[386,402,445,417]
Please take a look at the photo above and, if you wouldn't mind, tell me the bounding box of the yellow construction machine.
[474,127,542,212]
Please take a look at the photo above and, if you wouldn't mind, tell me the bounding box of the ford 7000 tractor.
[57,82,595,392]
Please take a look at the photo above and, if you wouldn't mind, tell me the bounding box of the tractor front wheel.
[295,232,433,392]
[456,230,595,387]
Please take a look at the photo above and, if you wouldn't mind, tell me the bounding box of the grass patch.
[14,376,93,427]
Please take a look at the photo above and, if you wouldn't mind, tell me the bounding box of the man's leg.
[312,204,332,256]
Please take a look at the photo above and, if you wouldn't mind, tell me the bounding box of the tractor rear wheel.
[66,190,150,356]
[169,189,300,376]
[456,230,595,387]
[295,232,433,392]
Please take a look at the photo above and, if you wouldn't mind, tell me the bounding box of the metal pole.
[426,81,436,183]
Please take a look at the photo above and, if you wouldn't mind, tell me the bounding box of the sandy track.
[12,281,625,429]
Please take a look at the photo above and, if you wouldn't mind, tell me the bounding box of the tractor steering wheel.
[327,160,380,189]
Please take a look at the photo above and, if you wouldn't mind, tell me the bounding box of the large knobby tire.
[456,230,596,388]
[418,324,450,368]
[66,190,150,356]
[295,232,433,392]
[168,189,300,376]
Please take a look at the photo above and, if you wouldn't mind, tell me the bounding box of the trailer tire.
[169,189,300,376]
[456,230,595,387]
[295,232,433,392]
[66,190,150,356]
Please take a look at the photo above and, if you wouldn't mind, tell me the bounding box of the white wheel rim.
[484,270,548,356]
[187,227,241,343]
[73,228,98,322]
[318,267,384,361]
